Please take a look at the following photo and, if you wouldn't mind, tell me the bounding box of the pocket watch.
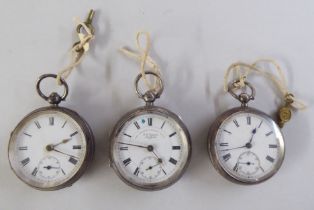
[109,71,192,190]
[8,74,94,190]
[208,81,285,184]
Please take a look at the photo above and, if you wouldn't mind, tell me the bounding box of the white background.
[0,0,313,210]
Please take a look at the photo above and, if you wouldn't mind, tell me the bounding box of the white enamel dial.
[9,109,89,189]
[212,110,284,183]
[111,110,191,190]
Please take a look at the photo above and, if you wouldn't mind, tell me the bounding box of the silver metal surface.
[109,105,192,191]
[207,106,285,185]
[8,106,95,191]
[228,81,255,107]
[134,71,164,105]
[36,74,69,105]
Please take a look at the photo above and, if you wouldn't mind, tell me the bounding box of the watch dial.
[9,109,89,189]
[212,111,284,183]
[111,109,191,190]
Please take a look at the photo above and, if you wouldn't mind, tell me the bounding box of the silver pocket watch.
[109,71,192,190]
[208,81,285,184]
[8,74,95,190]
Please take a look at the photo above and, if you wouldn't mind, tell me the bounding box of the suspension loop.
[228,80,255,107]
[36,74,69,105]
[134,71,164,105]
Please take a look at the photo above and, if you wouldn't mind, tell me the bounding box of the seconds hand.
[146,161,162,171]
[43,166,60,170]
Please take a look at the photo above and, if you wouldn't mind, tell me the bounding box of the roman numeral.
[62,120,67,128]
[61,168,66,175]
[123,133,132,138]
[69,157,78,165]
[70,131,78,137]
[223,153,231,162]
[233,163,238,172]
[123,158,131,166]
[223,129,232,134]
[169,132,177,138]
[134,167,139,176]
[169,157,177,165]
[265,131,273,137]
[23,132,32,137]
[247,116,251,125]
[162,169,167,175]
[148,118,152,126]
[219,142,229,147]
[161,121,166,129]
[266,155,275,163]
[172,146,181,150]
[49,117,54,126]
[21,157,30,166]
[34,120,41,129]
[31,167,38,176]
[269,144,278,148]
[72,145,82,150]
[18,146,28,150]
[120,147,128,150]
[134,122,140,130]
[233,119,239,127]
[258,120,263,128]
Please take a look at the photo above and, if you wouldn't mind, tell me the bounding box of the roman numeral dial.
[213,111,284,183]
[9,109,89,190]
[112,111,191,189]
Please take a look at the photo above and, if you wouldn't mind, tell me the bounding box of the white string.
[224,59,306,110]
[119,32,162,92]
[56,18,94,85]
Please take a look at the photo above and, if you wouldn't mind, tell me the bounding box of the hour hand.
[53,138,72,147]
[248,128,257,144]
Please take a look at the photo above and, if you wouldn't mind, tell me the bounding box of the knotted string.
[224,59,306,110]
[119,32,162,92]
[56,18,94,85]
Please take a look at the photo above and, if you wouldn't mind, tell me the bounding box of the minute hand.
[220,145,246,152]
[52,148,79,159]
[117,142,147,149]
